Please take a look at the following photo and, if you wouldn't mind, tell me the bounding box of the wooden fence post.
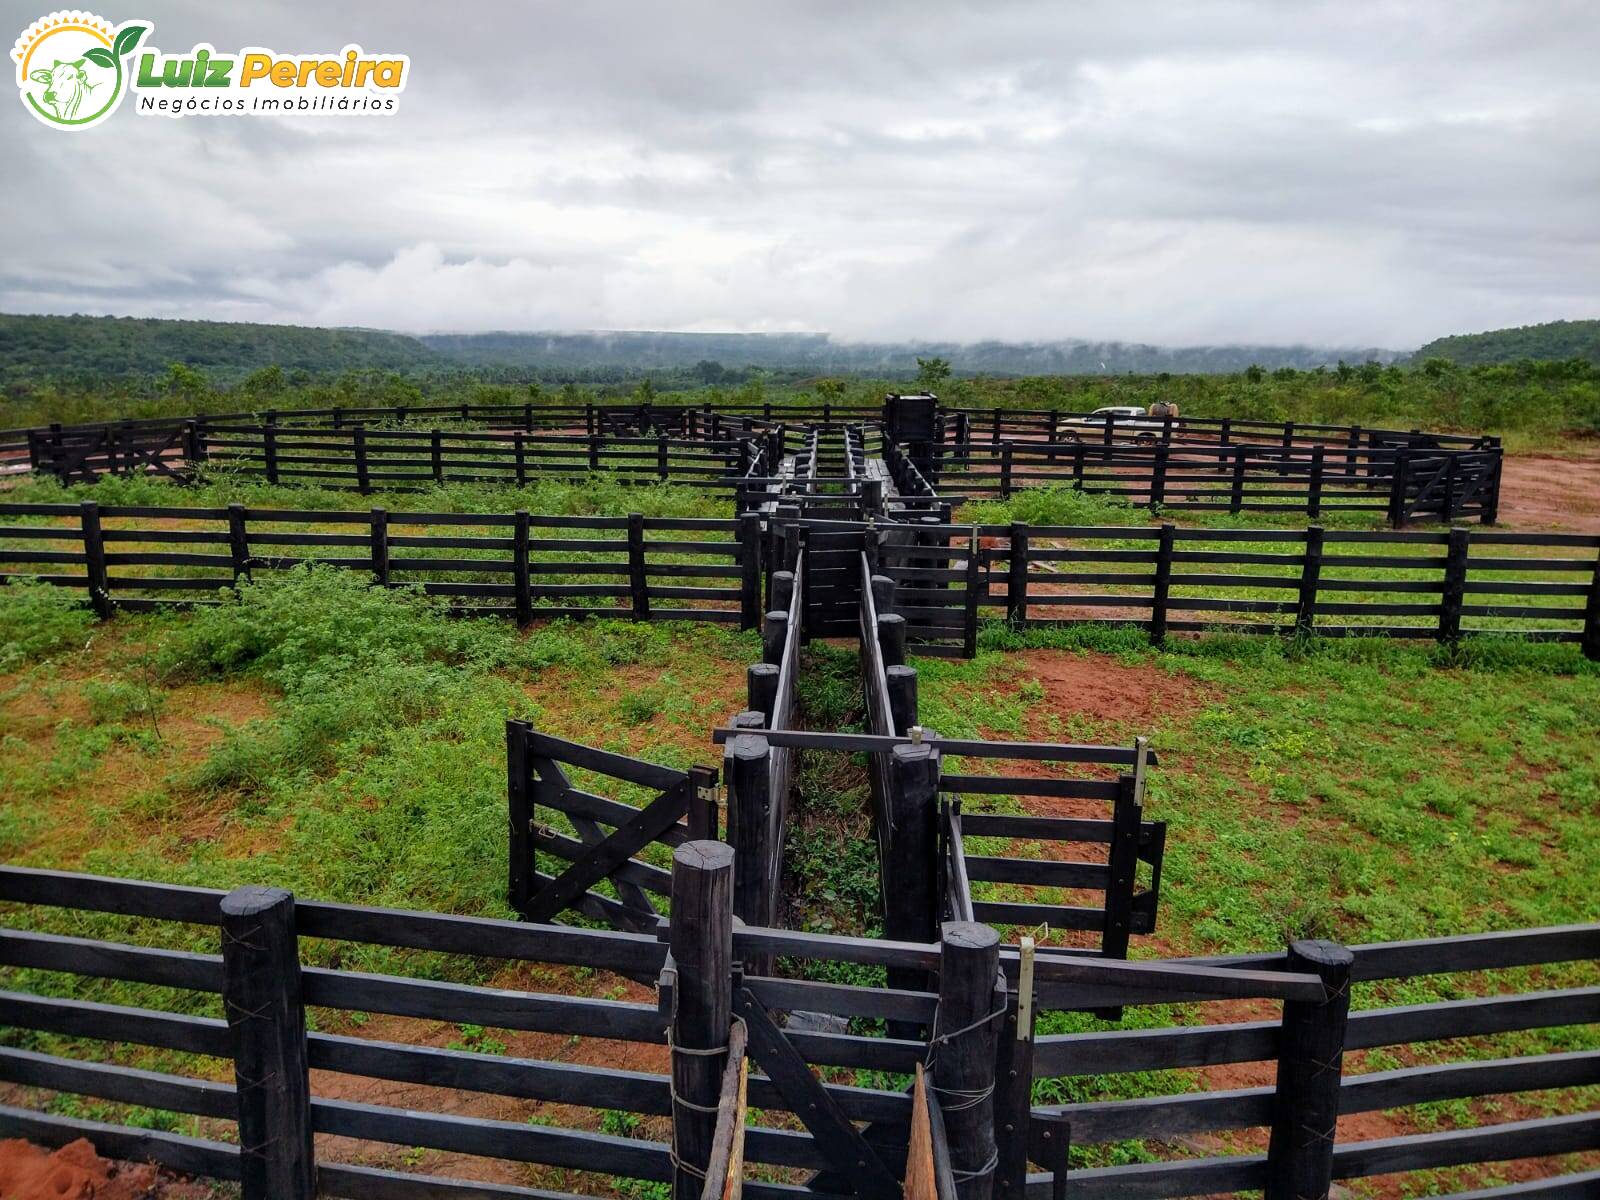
[1583,552,1600,662]
[1000,442,1013,499]
[369,508,389,587]
[1308,445,1325,518]
[183,419,205,472]
[746,662,779,721]
[1230,446,1247,513]
[885,742,940,1032]
[687,764,719,842]
[628,512,650,620]
[513,510,533,626]
[353,425,371,495]
[1101,770,1140,963]
[227,502,251,588]
[964,529,981,658]
[1296,525,1324,638]
[1438,525,1470,647]
[739,513,762,630]
[506,719,533,917]
[726,733,773,971]
[431,429,444,485]
[934,921,1001,1200]
[1388,451,1411,528]
[220,885,315,1200]
[80,500,112,619]
[770,569,795,616]
[877,612,907,668]
[871,572,897,616]
[1265,939,1353,1200]
[514,431,527,486]
[1149,524,1174,646]
[670,841,735,1200]
[263,423,279,485]
[658,432,670,482]
[994,936,1036,1199]
[762,610,789,666]
[1149,444,1168,511]
[588,433,601,473]
[796,527,811,643]
[886,664,918,737]
[1481,446,1502,525]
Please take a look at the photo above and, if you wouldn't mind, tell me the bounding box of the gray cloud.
[2,0,1596,347]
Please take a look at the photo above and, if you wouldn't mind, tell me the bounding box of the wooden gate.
[29,423,195,484]
[939,738,1168,962]
[505,722,718,935]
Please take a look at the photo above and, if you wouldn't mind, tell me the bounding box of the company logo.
[12,10,147,129]
[13,11,409,129]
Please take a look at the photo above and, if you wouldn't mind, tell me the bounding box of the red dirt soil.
[1012,650,1210,733]
[0,1137,178,1199]
[1497,448,1600,532]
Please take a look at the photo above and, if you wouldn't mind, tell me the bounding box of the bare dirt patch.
[992,649,1212,743]
[1496,448,1600,531]
[0,1137,211,1199]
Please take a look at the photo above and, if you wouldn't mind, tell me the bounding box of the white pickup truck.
[1058,406,1171,444]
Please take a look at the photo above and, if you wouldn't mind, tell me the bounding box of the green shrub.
[0,583,95,670]
[965,484,1135,527]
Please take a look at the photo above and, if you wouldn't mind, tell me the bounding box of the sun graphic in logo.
[12,10,148,129]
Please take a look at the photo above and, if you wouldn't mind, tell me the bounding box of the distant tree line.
[2,314,1597,444]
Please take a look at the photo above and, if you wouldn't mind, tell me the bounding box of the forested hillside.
[0,314,441,383]
[1,313,1402,384]
[1413,319,1600,366]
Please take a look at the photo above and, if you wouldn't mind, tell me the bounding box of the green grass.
[7,469,731,520]
[0,565,755,1148]
[913,626,1600,1186]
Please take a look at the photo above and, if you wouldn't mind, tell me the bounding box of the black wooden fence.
[28,422,772,492]
[980,521,1600,656]
[7,863,1587,1200]
[1020,924,1600,1200]
[7,504,1596,657]
[9,401,1504,528]
[837,517,1600,660]
[0,860,999,1200]
[722,543,805,957]
[0,500,764,627]
[927,439,1501,525]
[938,404,1493,454]
[5,401,1489,479]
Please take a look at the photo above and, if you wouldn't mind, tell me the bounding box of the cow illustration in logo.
[12,10,147,129]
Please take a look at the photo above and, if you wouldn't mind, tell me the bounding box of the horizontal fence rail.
[6,402,1503,527]
[6,865,1588,1200]
[1019,924,1600,1200]
[0,500,761,628]
[927,440,1500,525]
[3,505,1595,656]
[0,863,992,1200]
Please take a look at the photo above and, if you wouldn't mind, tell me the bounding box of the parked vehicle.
[1059,405,1169,444]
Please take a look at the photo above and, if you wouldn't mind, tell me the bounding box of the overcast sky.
[4,0,1598,348]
